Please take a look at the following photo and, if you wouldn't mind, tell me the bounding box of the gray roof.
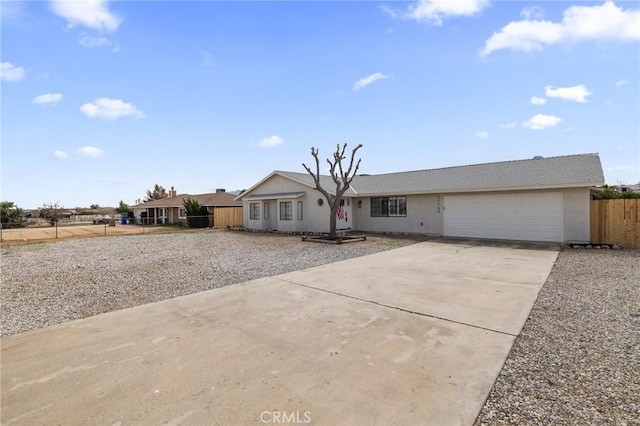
[274,171,358,196]
[349,153,604,195]
[133,192,242,208]
[263,154,604,197]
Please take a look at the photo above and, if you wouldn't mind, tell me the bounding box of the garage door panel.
[444,193,563,242]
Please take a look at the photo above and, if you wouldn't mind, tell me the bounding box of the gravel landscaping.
[0,230,422,336]
[3,232,638,424]
[476,247,640,425]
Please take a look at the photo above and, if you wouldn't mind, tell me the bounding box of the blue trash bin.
[121,215,127,225]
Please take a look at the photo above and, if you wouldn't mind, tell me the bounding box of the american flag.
[336,199,346,220]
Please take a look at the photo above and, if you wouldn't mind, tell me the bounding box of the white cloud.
[53,150,69,159]
[385,0,489,25]
[80,97,145,120]
[482,1,640,55]
[545,85,592,103]
[499,122,517,129]
[50,0,121,32]
[255,135,283,148]
[76,146,105,157]
[520,6,545,20]
[33,93,64,105]
[79,34,119,52]
[615,79,628,86]
[530,96,547,105]
[1,62,25,82]
[523,113,562,130]
[475,131,489,139]
[353,72,390,91]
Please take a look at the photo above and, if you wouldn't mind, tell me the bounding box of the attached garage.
[444,192,564,242]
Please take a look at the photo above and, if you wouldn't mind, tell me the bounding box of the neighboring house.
[75,207,117,216]
[591,182,640,199]
[132,188,243,228]
[618,182,640,194]
[236,153,605,243]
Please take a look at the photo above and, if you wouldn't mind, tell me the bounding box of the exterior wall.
[242,174,351,233]
[561,187,590,243]
[353,194,443,235]
[133,208,145,222]
[353,188,591,242]
[169,207,188,225]
[242,173,592,242]
[244,175,304,230]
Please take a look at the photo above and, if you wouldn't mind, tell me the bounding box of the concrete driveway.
[1,241,558,425]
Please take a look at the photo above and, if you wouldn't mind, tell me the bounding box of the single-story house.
[236,153,604,243]
[132,188,243,228]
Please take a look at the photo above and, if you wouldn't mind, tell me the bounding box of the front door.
[263,201,277,231]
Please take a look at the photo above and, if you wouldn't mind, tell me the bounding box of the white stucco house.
[235,153,604,243]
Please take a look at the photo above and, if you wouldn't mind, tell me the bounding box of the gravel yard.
[1,230,421,336]
[3,232,638,424]
[476,247,640,425]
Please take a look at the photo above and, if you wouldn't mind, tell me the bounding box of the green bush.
[1,201,27,229]
[183,198,209,228]
[595,188,640,199]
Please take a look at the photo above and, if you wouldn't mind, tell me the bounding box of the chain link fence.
[0,215,217,243]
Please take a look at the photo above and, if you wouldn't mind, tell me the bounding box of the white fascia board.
[353,182,603,198]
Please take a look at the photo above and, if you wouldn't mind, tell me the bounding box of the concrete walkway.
[1,241,558,425]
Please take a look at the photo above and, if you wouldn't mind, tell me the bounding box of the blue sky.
[2,0,639,209]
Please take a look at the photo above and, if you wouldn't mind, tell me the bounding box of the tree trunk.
[302,143,363,241]
[329,206,337,240]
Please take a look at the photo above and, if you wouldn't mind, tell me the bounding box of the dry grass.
[0,224,184,244]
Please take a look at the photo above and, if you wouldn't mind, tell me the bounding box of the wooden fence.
[213,207,243,229]
[590,199,640,246]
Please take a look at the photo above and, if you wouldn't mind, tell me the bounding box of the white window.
[264,202,269,220]
[250,203,260,220]
[297,201,303,220]
[179,208,187,219]
[371,196,407,217]
[280,201,292,220]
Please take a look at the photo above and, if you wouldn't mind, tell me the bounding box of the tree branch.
[303,147,333,203]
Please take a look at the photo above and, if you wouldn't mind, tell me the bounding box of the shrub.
[39,202,61,226]
[595,188,640,199]
[183,198,209,228]
[1,201,27,229]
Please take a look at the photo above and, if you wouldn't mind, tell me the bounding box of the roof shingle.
[276,153,604,196]
[133,192,242,208]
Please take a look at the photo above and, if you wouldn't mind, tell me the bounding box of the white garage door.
[444,192,564,242]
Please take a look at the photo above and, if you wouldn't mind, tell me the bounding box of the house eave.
[235,171,356,200]
[246,191,307,201]
[354,182,603,197]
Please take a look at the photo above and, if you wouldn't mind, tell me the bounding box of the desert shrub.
[183,198,209,228]
[1,201,27,229]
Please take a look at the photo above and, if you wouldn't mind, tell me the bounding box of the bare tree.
[39,201,62,226]
[303,143,363,240]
